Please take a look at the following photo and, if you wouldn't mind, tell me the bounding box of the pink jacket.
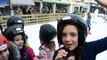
[39,45,54,60]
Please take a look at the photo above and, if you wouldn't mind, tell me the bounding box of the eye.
[15,39,19,41]
[70,33,77,37]
[4,49,7,52]
[14,38,21,41]
[0,49,8,55]
[62,33,66,37]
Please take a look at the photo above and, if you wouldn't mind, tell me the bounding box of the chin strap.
[60,47,73,60]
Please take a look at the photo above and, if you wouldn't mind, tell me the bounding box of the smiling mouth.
[2,57,8,60]
[19,44,23,46]
[65,44,72,47]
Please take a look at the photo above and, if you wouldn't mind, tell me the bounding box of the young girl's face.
[13,35,24,49]
[0,49,9,60]
[62,25,78,51]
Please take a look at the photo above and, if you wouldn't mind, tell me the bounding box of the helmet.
[7,16,24,29]
[39,24,57,43]
[3,26,26,43]
[0,34,10,51]
[57,14,87,46]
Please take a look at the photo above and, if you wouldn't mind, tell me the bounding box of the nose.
[19,39,24,44]
[65,35,71,42]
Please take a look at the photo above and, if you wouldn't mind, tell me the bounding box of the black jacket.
[53,37,107,60]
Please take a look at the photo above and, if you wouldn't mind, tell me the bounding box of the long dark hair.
[40,41,55,51]
[58,23,84,60]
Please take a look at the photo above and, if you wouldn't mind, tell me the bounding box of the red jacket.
[26,47,39,60]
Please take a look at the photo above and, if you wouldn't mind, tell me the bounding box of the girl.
[53,14,107,60]
[0,23,20,60]
[7,16,29,47]
[39,24,57,60]
[3,26,39,60]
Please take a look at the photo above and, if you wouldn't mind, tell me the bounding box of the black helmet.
[7,16,24,29]
[57,14,87,46]
[3,26,26,43]
[39,24,57,43]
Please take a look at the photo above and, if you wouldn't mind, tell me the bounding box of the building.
[34,0,72,13]
[70,0,106,14]
[0,0,9,15]
[70,0,91,14]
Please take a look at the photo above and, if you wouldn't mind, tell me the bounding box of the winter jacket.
[8,41,21,60]
[53,37,107,60]
[39,45,54,60]
[20,46,39,60]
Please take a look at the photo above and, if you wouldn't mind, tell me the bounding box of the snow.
[24,15,107,60]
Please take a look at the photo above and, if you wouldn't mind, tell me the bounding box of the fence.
[0,13,86,29]
[0,13,71,29]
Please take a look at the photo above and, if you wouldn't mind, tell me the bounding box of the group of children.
[0,0,107,59]
[1,14,107,60]
[0,16,40,60]
[0,16,57,60]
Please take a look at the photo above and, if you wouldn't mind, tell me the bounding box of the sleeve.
[26,47,39,60]
[87,37,107,54]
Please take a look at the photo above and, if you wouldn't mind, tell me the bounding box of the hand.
[55,49,68,60]
[67,56,75,60]
[33,57,39,60]
[95,0,107,8]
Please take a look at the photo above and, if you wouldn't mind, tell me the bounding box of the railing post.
[9,0,14,16]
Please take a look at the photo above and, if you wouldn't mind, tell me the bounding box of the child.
[7,16,29,46]
[86,12,91,35]
[3,26,39,60]
[0,34,10,60]
[53,14,107,60]
[39,24,57,60]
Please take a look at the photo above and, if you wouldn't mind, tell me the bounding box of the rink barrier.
[0,13,83,29]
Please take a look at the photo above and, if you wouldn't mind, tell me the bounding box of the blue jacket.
[53,37,107,60]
